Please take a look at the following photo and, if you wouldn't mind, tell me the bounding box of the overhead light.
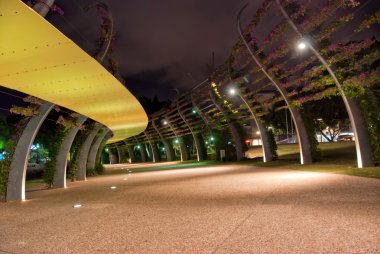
[163,120,168,125]
[229,88,236,95]
[110,186,117,190]
[298,41,306,50]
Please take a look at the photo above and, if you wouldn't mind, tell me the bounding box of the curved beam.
[98,131,113,164]
[126,144,136,163]
[152,118,174,161]
[165,120,187,162]
[209,90,244,161]
[6,102,54,201]
[53,115,87,188]
[275,0,373,168]
[87,128,110,170]
[237,4,312,164]
[234,90,273,162]
[76,124,102,180]
[144,131,159,163]
[176,99,203,161]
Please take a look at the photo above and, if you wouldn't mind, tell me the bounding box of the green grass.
[249,142,380,179]
[25,179,47,190]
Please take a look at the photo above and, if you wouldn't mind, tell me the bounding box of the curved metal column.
[145,131,159,162]
[97,131,113,165]
[275,0,373,167]
[209,91,244,161]
[166,120,187,162]
[237,7,312,164]
[6,102,54,201]
[236,91,273,162]
[126,144,136,163]
[152,118,174,161]
[76,124,101,181]
[176,99,204,161]
[116,145,122,163]
[87,128,110,170]
[53,115,87,188]
[139,143,148,162]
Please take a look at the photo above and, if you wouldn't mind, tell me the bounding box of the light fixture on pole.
[297,41,307,50]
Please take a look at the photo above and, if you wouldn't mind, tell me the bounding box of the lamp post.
[237,4,313,164]
[229,88,273,162]
[275,0,373,168]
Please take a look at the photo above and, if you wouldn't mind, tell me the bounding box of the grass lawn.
[25,179,47,191]
[249,142,380,179]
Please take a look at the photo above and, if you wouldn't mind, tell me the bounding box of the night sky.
[46,0,264,100]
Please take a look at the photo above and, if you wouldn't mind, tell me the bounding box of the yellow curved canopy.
[0,0,147,143]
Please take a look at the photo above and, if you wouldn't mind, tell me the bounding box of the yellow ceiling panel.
[0,0,148,143]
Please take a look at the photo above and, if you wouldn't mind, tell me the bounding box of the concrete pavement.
[1,163,379,253]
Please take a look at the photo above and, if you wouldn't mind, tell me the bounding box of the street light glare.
[229,88,236,95]
[163,120,168,125]
[298,41,306,50]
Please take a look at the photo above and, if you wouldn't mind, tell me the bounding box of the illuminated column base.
[6,102,54,201]
[194,133,205,161]
[53,115,87,188]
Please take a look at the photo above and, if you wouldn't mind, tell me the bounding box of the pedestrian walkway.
[1,163,379,253]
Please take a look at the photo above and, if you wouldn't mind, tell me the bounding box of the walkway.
[1,163,379,253]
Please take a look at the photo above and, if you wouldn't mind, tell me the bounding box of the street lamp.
[163,120,168,125]
[297,41,306,50]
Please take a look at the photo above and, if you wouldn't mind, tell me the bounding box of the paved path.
[1,163,379,253]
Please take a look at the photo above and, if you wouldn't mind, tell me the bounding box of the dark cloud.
[49,0,261,99]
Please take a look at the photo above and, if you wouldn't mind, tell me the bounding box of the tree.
[305,97,349,142]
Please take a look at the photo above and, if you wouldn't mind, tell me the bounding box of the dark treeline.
[138,96,171,115]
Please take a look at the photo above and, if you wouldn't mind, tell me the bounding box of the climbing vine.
[68,127,90,181]
[43,128,67,187]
